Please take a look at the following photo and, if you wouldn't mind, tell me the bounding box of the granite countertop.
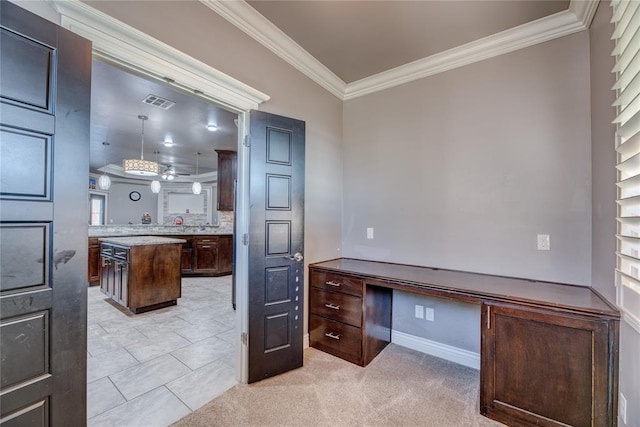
[89,225,233,237]
[99,236,187,246]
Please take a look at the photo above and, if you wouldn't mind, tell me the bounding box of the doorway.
[86,59,241,423]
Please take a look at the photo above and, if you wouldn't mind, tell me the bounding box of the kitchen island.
[99,236,186,313]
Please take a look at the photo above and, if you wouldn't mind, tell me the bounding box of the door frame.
[46,0,269,384]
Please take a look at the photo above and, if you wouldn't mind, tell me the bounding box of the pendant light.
[192,152,202,195]
[97,141,112,190]
[150,150,162,194]
[123,115,159,176]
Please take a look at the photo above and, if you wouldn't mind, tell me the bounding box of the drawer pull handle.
[325,303,340,310]
[325,332,341,340]
[325,281,341,287]
[201,245,211,248]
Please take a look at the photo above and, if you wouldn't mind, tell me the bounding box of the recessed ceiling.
[246,0,569,83]
[90,59,238,179]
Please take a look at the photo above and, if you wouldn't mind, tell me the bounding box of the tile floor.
[87,276,238,427]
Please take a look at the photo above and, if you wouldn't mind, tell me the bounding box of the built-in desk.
[309,258,620,427]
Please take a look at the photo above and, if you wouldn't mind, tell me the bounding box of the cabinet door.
[215,150,236,211]
[218,235,233,274]
[194,244,219,272]
[481,303,616,427]
[99,257,111,296]
[181,247,193,273]
[88,238,100,284]
[116,262,128,306]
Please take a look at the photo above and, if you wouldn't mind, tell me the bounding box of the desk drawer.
[310,270,363,297]
[310,315,361,365]
[310,288,362,327]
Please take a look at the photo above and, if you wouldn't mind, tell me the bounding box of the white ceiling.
[90,60,238,178]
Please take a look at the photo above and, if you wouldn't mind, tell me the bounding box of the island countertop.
[98,236,187,246]
[89,225,232,237]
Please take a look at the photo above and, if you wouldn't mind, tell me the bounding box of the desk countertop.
[310,258,619,318]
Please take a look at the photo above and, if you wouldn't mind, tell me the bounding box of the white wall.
[343,32,591,351]
[106,182,159,225]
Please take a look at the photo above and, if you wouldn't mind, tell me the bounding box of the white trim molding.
[53,0,270,113]
[202,0,599,101]
[391,330,480,370]
[200,0,346,99]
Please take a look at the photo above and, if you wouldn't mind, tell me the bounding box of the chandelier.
[123,115,159,176]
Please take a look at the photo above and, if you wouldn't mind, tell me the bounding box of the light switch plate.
[537,234,550,250]
[414,304,424,319]
[367,227,374,239]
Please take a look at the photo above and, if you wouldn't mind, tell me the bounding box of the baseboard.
[391,330,480,370]
[303,333,309,349]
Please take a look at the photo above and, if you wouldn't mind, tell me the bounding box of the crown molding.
[204,0,595,101]
[200,0,346,99]
[344,8,588,100]
[52,0,269,113]
[570,0,600,29]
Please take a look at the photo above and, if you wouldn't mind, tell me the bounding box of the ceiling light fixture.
[123,115,159,176]
[150,150,162,194]
[163,137,174,147]
[192,152,202,195]
[97,141,112,190]
[161,167,176,181]
[206,124,218,132]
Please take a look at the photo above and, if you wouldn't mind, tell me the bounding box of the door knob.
[286,252,304,262]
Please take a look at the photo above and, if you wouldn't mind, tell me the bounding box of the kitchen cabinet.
[215,150,237,211]
[89,233,232,279]
[88,237,101,285]
[99,237,183,313]
[193,236,219,272]
[180,236,193,273]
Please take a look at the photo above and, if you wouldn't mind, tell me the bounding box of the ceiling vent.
[142,94,175,110]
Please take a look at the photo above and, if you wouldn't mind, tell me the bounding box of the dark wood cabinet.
[218,234,233,274]
[309,258,620,427]
[309,269,392,367]
[481,302,618,427]
[193,236,219,272]
[88,237,101,285]
[180,236,193,273]
[100,239,182,313]
[215,150,237,211]
[90,234,232,279]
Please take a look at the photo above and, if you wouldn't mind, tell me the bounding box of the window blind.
[613,0,640,332]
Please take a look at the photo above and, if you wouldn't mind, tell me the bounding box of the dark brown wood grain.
[310,288,362,328]
[215,150,237,211]
[100,242,181,313]
[90,234,233,278]
[363,285,392,366]
[310,315,362,365]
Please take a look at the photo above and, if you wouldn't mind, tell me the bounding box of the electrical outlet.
[414,304,424,319]
[537,234,550,250]
[619,392,627,424]
[425,307,435,321]
[367,227,374,239]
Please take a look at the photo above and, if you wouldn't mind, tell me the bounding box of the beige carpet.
[172,344,503,427]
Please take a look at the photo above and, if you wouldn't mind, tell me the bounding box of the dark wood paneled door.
[0,3,91,425]
[248,110,305,383]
